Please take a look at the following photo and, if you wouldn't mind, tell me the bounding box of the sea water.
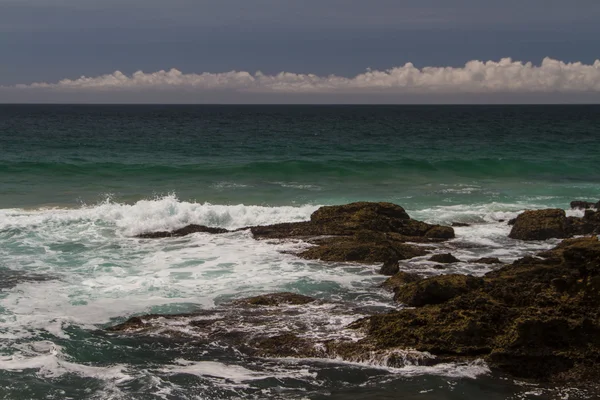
[1,105,599,399]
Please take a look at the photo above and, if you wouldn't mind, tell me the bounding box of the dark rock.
[379,260,400,276]
[451,222,471,227]
[358,236,600,382]
[429,253,461,264]
[381,271,422,292]
[424,226,455,239]
[570,200,598,210]
[234,292,316,306]
[298,231,428,263]
[394,274,484,306]
[508,218,517,226]
[474,257,502,264]
[0,268,56,289]
[508,209,569,240]
[508,208,600,241]
[137,224,229,238]
[250,202,454,241]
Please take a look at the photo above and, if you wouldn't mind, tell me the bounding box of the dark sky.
[1,0,599,102]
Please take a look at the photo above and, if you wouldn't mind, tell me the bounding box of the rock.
[507,218,517,226]
[474,257,502,264]
[424,226,455,239]
[570,200,598,210]
[394,274,484,306]
[428,253,461,264]
[234,292,316,306]
[298,231,428,263]
[508,209,569,240]
[137,224,229,238]
[379,260,400,276]
[357,236,600,382]
[250,202,454,241]
[381,271,422,292]
[451,222,470,227]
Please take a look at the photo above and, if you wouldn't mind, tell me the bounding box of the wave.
[1,157,598,181]
[0,195,319,236]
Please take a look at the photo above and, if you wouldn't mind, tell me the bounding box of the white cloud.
[10,58,600,95]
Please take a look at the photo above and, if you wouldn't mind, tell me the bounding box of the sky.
[1,0,600,103]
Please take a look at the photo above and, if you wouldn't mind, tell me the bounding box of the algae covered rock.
[357,236,600,382]
[394,274,484,306]
[508,209,569,240]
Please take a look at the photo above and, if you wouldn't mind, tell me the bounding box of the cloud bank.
[13,58,600,95]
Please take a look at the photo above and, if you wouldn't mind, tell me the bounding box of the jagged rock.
[570,200,598,210]
[355,236,600,382]
[474,257,502,264]
[379,259,400,276]
[394,274,484,306]
[137,224,229,238]
[508,209,569,240]
[429,253,461,264]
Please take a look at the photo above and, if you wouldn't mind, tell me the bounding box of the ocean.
[1,104,599,399]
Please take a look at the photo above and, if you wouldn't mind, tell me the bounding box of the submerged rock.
[474,257,502,264]
[106,292,441,369]
[428,253,461,264]
[354,236,600,382]
[234,292,316,306]
[137,224,229,238]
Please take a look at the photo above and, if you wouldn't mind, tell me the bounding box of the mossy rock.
[509,209,569,240]
[394,274,484,306]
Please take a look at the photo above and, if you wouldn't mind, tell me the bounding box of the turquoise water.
[1,105,599,399]
[2,105,599,209]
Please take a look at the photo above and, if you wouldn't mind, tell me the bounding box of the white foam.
[0,343,131,382]
[161,359,316,383]
[0,194,319,236]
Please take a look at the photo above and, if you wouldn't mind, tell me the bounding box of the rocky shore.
[110,201,600,383]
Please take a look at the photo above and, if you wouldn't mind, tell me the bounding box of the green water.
[1,105,599,399]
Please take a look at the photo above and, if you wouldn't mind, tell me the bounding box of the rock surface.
[509,208,600,240]
[379,259,400,276]
[351,236,600,382]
